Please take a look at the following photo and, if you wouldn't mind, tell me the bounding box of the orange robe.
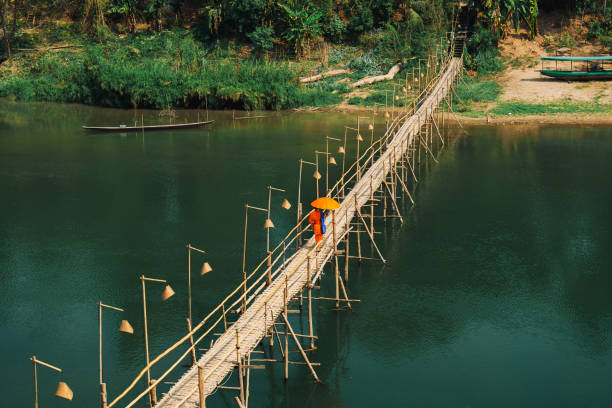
[308,210,324,242]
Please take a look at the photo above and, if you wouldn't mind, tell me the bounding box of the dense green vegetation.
[0,1,461,108]
[0,1,609,109]
[0,30,346,109]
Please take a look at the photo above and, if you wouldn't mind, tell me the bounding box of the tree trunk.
[0,0,11,59]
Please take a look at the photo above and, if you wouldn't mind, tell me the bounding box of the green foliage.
[247,26,275,54]
[557,31,577,49]
[325,15,347,43]
[345,2,374,39]
[476,0,539,39]
[502,0,539,38]
[456,79,501,103]
[347,50,388,75]
[491,101,612,116]
[347,91,407,107]
[0,31,319,110]
[454,79,500,111]
[278,3,323,55]
[583,3,612,52]
[328,47,353,65]
[464,24,503,75]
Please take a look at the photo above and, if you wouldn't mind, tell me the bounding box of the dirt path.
[496,16,611,104]
[498,69,612,104]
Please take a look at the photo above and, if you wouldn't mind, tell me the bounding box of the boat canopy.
[541,56,612,61]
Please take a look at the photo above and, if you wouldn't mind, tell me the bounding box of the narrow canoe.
[82,120,214,132]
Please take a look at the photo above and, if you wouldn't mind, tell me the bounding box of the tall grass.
[491,101,612,115]
[0,31,339,110]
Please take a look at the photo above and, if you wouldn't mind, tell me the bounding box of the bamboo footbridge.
[105,36,465,408]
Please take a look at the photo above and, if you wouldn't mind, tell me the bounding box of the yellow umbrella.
[310,197,340,210]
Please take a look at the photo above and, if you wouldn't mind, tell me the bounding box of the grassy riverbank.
[1,3,610,116]
[0,29,348,110]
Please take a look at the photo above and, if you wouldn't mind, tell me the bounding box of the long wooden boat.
[82,120,214,132]
[540,56,612,80]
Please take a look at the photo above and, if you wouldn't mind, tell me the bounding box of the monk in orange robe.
[308,209,326,242]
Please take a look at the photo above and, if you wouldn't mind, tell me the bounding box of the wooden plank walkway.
[153,57,463,408]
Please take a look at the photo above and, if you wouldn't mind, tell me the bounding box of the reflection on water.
[0,100,611,407]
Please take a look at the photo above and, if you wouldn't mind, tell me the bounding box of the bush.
[465,25,503,75]
[247,26,275,54]
[347,50,389,76]
[325,15,347,43]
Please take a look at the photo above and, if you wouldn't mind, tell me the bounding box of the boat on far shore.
[539,56,612,80]
[82,120,214,132]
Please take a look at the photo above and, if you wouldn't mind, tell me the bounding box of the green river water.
[1,101,611,407]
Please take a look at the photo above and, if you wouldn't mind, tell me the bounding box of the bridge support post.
[370,176,374,236]
[149,380,158,407]
[332,210,340,309]
[197,365,206,408]
[383,181,403,224]
[187,318,197,366]
[393,167,415,205]
[283,278,289,381]
[382,163,388,220]
[282,313,322,383]
[354,195,386,264]
[267,303,274,350]
[100,382,107,408]
[307,256,315,350]
[431,114,444,145]
[344,206,350,282]
[236,329,245,406]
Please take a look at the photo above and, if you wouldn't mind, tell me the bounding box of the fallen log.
[16,44,83,52]
[350,63,401,88]
[300,68,351,83]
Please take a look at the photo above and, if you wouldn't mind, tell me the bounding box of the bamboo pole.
[236,329,245,406]
[245,353,251,407]
[337,276,352,310]
[141,278,152,408]
[197,365,206,408]
[383,181,403,223]
[344,207,350,282]
[187,319,197,366]
[282,313,321,383]
[370,175,374,234]
[355,195,386,264]
[393,167,415,205]
[283,278,289,380]
[307,256,314,350]
[33,357,38,408]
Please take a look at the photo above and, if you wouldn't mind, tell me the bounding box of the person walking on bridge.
[309,197,340,243]
[308,208,326,242]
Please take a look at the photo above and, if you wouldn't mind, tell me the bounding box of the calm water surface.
[1,101,611,407]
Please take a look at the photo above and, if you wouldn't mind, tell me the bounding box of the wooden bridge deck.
[154,57,463,408]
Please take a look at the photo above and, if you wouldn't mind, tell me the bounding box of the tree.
[278,2,322,56]
[106,0,139,32]
[0,0,24,59]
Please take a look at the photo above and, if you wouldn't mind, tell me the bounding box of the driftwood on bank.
[350,63,401,88]
[300,68,351,83]
[15,44,82,52]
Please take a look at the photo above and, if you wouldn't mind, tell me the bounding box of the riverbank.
[308,105,612,126]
